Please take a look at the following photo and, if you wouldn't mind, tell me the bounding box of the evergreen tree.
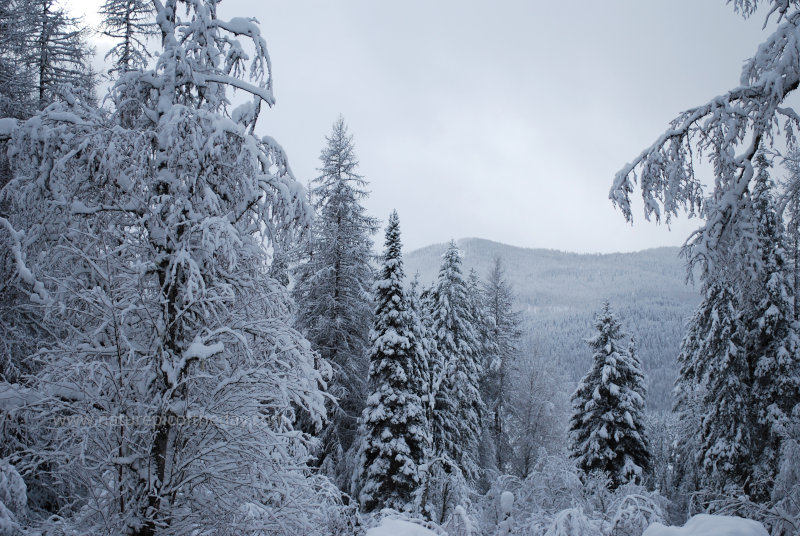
[696,283,756,497]
[354,211,430,513]
[481,257,522,474]
[672,281,737,500]
[292,116,378,487]
[747,166,800,499]
[674,161,800,502]
[408,273,433,407]
[569,302,650,489]
[414,277,438,425]
[428,241,484,483]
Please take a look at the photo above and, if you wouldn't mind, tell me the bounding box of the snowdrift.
[643,514,768,536]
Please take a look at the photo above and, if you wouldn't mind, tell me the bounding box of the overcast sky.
[73,1,773,253]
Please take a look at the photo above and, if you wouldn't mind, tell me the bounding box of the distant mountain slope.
[405,238,701,412]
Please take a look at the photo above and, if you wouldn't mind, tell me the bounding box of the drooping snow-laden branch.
[0,217,50,304]
[147,0,275,120]
[610,9,800,272]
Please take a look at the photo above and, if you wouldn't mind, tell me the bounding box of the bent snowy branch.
[610,10,800,266]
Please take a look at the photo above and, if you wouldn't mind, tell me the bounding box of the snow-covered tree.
[0,0,36,119]
[569,302,650,489]
[610,0,800,277]
[781,150,800,318]
[23,0,94,110]
[428,241,484,483]
[693,282,757,498]
[0,459,26,535]
[611,1,800,505]
[673,161,800,502]
[672,282,732,503]
[772,405,800,534]
[1,1,336,533]
[508,345,570,479]
[480,257,522,475]
[408,273,434,409]
[467,268,499,488]
[412,274,437,425]
[745,165,800,500]
[354,210,430,513]
[292,116,378,487]
[99,0,156,75]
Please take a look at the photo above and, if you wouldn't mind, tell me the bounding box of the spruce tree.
[428,241,484,482]
[697,283,756,497]
[673,281,738,499]
[569,302,650,489]
[408,273,433,405]
[675,162,800,502]
[292,116,378,487]
[354,211,430,513]
[743,164,800,500]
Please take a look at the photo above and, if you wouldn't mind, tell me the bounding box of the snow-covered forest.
[0,1,799,535]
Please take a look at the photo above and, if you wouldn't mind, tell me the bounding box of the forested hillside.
[406,239,701,411]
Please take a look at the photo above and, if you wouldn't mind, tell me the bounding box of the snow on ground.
[643,514,769,536]
[0,118,17,137]
[366,517,439,536]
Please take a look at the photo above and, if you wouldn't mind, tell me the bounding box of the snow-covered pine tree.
[480,257,522,475]
[1,1,335,533]
[672,282,736,502]
[414,276,438,425]
[692,279,757,498]
[610,17,800,506]
[743,163,800,501]
[674,161,800,503]
[569,302,650,489]
[429,241,484,483]
[354,210,430,513]
[408,273,433,409]
[292,116,378,487]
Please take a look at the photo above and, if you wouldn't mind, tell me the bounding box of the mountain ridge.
[404,237,701,412]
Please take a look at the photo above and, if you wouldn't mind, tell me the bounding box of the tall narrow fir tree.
[354,211,430,512]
